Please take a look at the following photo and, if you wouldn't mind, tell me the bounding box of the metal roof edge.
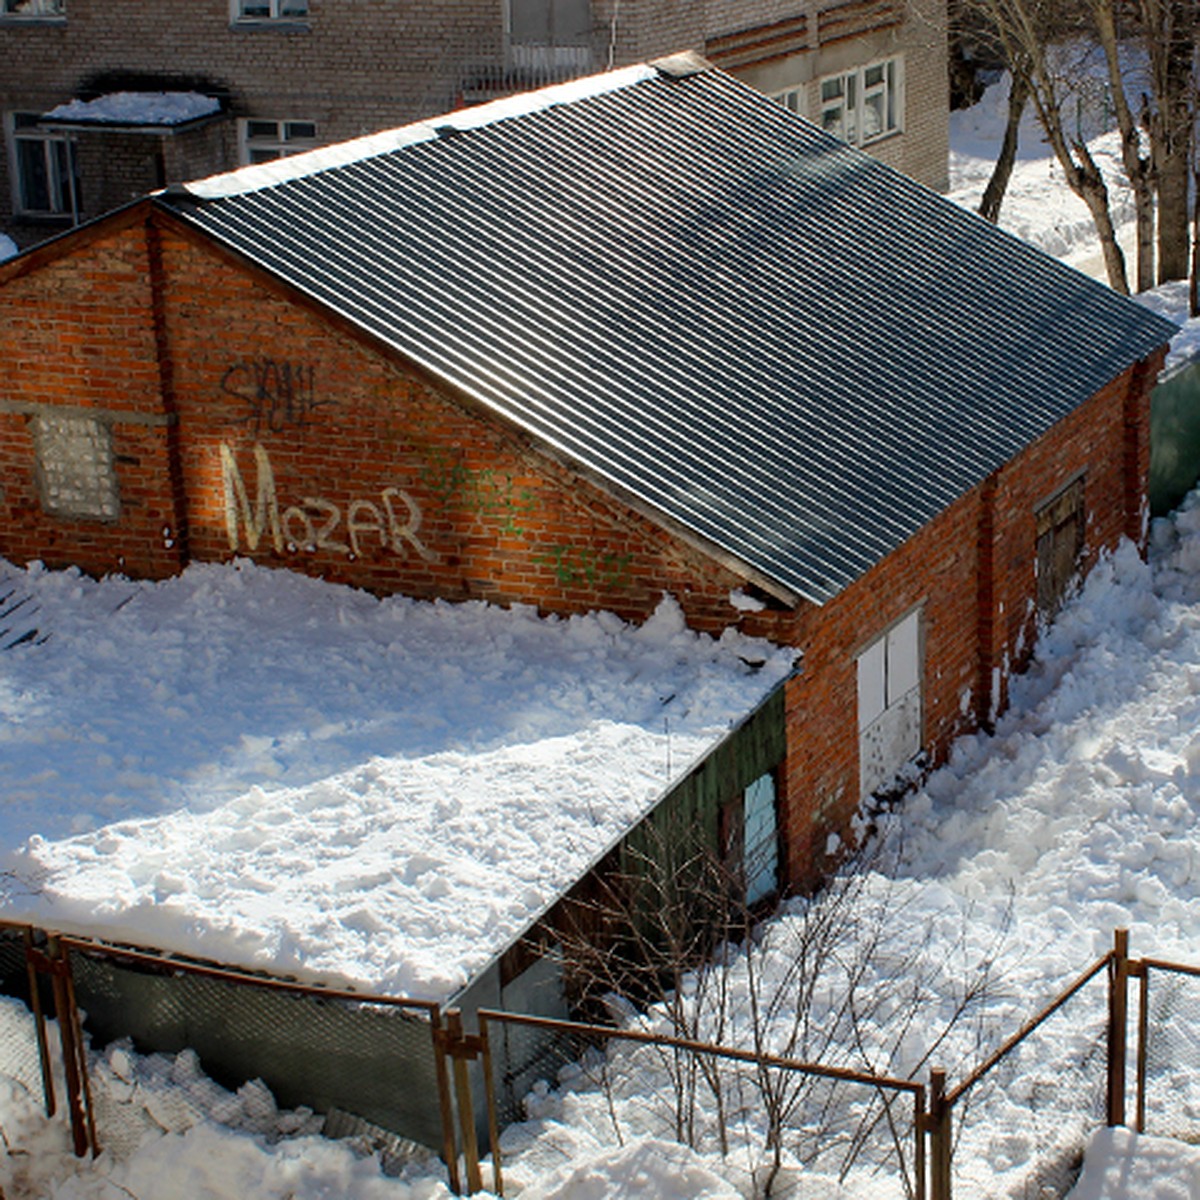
[178,62,659,202]
[0,197,153,286]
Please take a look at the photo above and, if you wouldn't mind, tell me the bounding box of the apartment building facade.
[1,0,947,251]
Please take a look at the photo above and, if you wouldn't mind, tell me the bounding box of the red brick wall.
[0,209,1165,898]
[778,355,1164,888]
[154,222,792,638]
[0,217,184,578]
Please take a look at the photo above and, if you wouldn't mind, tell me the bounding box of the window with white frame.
[770,87,805,116]
[857,608,922,799]
[232,0,307,21]
[7,113,79,218]
[820,57,902,146]
[238,118,317,165]
[1,0,64,15]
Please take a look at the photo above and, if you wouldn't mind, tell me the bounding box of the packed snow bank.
[1066,1127,1200,1200]
[0,560,793,998]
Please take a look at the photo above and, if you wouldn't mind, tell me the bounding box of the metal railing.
[475,1009,927,1198]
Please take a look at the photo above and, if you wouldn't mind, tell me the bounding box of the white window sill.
[0,14,67,26]
[229,18,310,32]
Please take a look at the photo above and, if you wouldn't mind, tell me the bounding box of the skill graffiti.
[222,360,337,434]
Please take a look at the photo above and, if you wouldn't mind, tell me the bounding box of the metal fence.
[0,922,465,1191]
[3,923,1200,1198]
[926,949,1114,1200]
[476,1010,926,1199]
[1136,956,1200,1142]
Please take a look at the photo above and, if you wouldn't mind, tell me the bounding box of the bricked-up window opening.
[1,0,64,15]
[720,771,780,907]
[820,57,902,146]
[857,608,922,799]
[509,0,592,72]
[233,0,307,19]
[7,113,79,218]
[239,119,317,165]
[1036,476,1086,619]
[32,414,120,522]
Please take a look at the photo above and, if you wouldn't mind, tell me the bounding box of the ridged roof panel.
[162,64,1177,604]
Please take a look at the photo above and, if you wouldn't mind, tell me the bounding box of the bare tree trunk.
[1191,163,1200,315]
[969,0,1132,291]
[979,71,1029,223]
[1145,0,1196,281]
[1095,0,1156,290]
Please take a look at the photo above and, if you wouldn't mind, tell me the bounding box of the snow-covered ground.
[4,66,1200,1200]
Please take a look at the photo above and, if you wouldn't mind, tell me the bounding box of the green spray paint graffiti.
[417,452,538,537]
[532,546,633,589]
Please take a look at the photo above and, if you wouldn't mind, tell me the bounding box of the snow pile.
[0,561,793,998]
[0,234,17,262]
[1067,1127,1200,1200]
[43,92,220,127]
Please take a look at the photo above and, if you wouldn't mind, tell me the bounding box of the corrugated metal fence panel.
[1151,362,1200,516]
[164,65,1178,605]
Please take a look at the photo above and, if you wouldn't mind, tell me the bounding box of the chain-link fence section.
[0,923,461,1187]
[479,1010,926,1199]
[934,952,1111,1200]
[8,921,1200,1197]
[1137,958,1200,1142]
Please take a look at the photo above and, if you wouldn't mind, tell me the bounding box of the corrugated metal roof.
[160,61,1178,606]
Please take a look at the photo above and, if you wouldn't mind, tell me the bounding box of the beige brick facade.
[1,0,947,250]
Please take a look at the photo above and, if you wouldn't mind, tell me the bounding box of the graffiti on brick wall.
[532,545,633,589]
[222,360,337,434]
[418,451,538,536]
[220,443,437,561]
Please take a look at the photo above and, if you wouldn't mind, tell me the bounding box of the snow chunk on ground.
[1067,1127,1200,1199]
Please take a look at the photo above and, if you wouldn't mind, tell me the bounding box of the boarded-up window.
[32,414,120,521]
[1036,477,1086,618]
[857,609,922,799]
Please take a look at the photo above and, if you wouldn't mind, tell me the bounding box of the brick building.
[0,59,1174,897]
[0,0,947,251]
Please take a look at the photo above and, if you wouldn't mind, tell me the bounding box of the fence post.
[45,937,92,1157]
[1108,928,1129,1127]
[478,1015,505,1197]
[928,1067,952,1200]
[445,1009,484,1195]
[22,927,55,1117]
[429,1010,463,1196]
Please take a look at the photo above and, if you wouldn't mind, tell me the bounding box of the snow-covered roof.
[0,560,793,1001]
[42,91,221,129]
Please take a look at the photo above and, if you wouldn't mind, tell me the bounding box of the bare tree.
[549,815,1007,1198]
[954,0,1134,291]
[955,0,1200,291]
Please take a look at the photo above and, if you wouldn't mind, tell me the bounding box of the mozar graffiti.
[220,443,436,561]
[222,360,337,434]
